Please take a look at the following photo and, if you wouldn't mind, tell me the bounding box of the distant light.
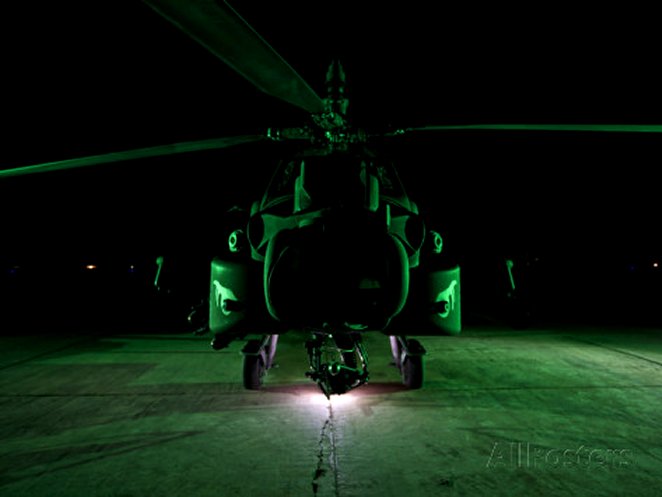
[85,264,97,270]
[654,262,659,268]
[128,265,136,273]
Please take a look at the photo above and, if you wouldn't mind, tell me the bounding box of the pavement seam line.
[0,336,101,372]
[566,336,662,368]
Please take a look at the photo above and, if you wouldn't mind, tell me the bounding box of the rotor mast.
[324,60,349,116]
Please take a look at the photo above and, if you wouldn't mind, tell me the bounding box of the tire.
[402,355,423,389]
[243,354,265,390]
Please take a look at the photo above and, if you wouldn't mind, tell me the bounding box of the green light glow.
[0,135,263,179]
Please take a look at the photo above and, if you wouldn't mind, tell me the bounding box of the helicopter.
[2,1,661,397]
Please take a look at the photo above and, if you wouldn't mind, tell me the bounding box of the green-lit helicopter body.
[206,143,461,395]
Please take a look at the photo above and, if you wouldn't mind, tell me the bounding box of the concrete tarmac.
[0,325,660,496]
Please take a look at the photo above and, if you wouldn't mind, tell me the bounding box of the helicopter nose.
[263,220,408,329]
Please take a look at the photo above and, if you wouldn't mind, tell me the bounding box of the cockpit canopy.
[261,150,414,214]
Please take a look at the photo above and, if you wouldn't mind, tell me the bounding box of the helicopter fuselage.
[209,147,460,338]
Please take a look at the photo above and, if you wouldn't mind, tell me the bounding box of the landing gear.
[389,336,425,389]
[243,354,265,389]
[241,335,278,390]
[402,355,423,389]
[306,332,369,398]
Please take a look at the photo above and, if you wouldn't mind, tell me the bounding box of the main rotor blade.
[0,135,264,179]
[142,0,324,114]
[390,124,662,136]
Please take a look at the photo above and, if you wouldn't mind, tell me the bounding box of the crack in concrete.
[312,404,339,497]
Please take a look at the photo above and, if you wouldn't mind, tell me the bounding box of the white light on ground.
[308,392,356,408]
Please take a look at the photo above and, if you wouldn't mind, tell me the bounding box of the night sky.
[1,2,662,323]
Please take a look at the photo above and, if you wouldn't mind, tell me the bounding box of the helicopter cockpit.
[259,151,415,215]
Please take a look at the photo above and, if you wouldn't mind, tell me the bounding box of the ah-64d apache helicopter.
[2,1,661,397]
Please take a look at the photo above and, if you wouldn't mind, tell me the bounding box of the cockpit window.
[375,163,400,199]
[262,154,409,211]
[260,159,296,211]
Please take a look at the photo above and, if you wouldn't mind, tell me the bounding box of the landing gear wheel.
[243,355,265,390]
[402,355,423,389]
